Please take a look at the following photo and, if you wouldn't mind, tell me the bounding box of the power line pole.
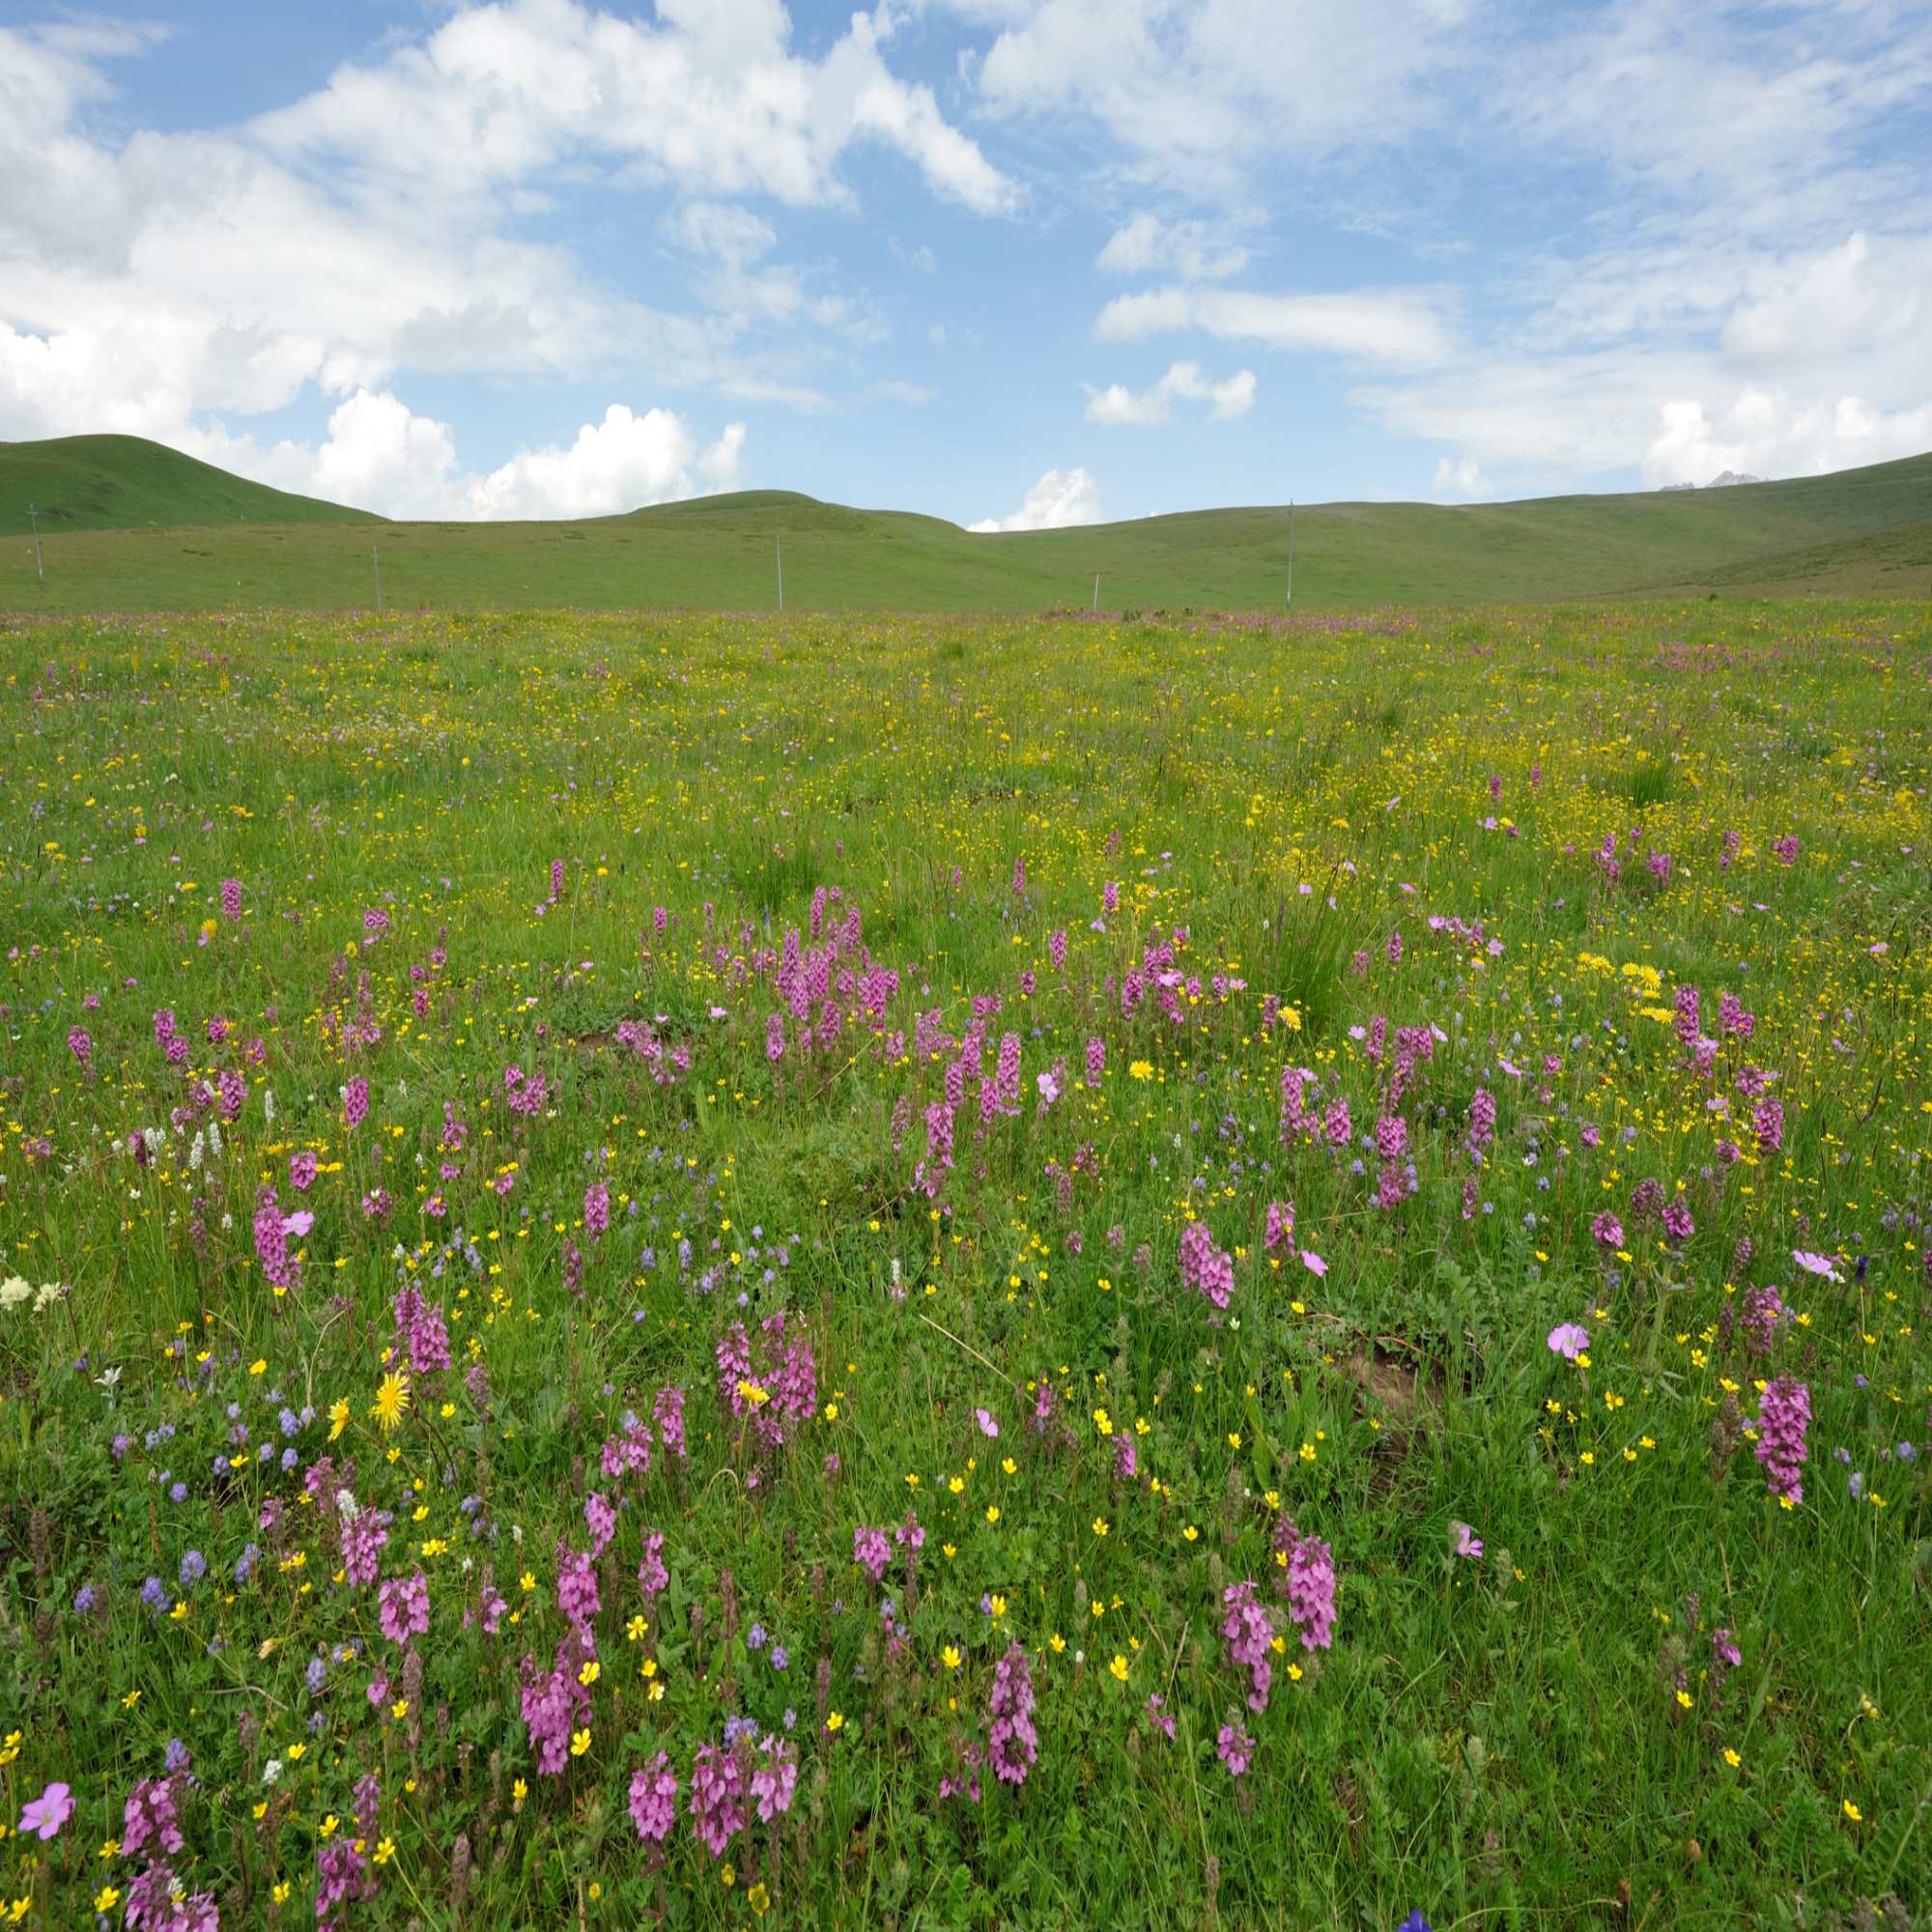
[372,547,383,613]
[29,501,43,584]
[776,536,783,612]
[1285,499,1294,608]
[1092,571,1099,612]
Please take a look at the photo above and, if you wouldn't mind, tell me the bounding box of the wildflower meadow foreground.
[1,602,1928,1929]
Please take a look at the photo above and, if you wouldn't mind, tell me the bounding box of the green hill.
[1,433,1926,611]
[0,433,380,537]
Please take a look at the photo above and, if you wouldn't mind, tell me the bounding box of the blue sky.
[2,1,1928,524]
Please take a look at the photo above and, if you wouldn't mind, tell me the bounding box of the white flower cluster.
[0,1276,64,1313]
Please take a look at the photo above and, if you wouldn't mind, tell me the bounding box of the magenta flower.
[975,1407,1000,1438]
[1755,1378,1809,1504]
[18,1781,72,1840]
[1792,1249,1840,1283]
[1216,1721,1254,1776]
[987,1642,1037,1786]
[1547,1322,1589,1360]
[1451,1521,1483,1560]
[628,1752,678,1844]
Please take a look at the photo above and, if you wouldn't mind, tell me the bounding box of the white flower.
[0,1276,31,1310]
[33,1282,62,1312]
[335,1489,358,1523]
[263,1759,283,1785]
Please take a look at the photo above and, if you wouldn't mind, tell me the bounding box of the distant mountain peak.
[1656,469,1768,493]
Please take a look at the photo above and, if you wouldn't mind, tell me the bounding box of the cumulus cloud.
[192,390,748,520]
[1085,360,1255,424]
[0,8,1010,495]
[969,466,1102,531]
[258,0,1016,215]
[971,0,1466,190]
[1431,455,1491,498]
[1096,213,1249,281]
[1642,389,1932,489]
[1095,286,1454,370]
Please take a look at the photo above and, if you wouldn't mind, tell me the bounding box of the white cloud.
[0,8,1010,489]
[1642,389,1932,488]
[1085,359,1255,424]
[970,0,1465,189]
[1097,213,1249,281]
[192,390,748,520]
[1430,455,1491,498]
[1095,286,1453,370]
[258,0,1016,215]
[970,466,1102,530]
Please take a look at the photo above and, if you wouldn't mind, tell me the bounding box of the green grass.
[0,433,380,538]
[1,598,1928,1929]
[2,435,1928,611]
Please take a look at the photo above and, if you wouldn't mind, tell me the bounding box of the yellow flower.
[1675,1689,1693,1709]
[373,1837,395,1866]
[578,1660,600,1687]
[1843,1800,1862,1823]
[1049,1632,1066,1654]
[1128,1060,1152,1081]
[370,1371,412,1434]
[511,1779,527,1810]
[942,1646,961,1670]
[1108,1654,1129,1682]
[248,1358,267,1377]
[1093,1517,1110,1537]
[327,1399,350,1441]
[1723,1748,1742,1769]
[95,1890,122,1915]
[272,1883,292,1905]
[319,1815,338,1839]
[990,1594,1008,1619]
[570,1729,591,1757]
[735,1378,770,1406]
[1183,1524,1199,1542]
[985,1505,1001,1524]
[748,1882,771,1917]
[825,1712,844,1733]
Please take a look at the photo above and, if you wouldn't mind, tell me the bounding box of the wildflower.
[1547,1322,1590,1361]
[628,1752,678,1844]
[1216,1721,1254,1776]
[987,1643,1037,1786]
[1451,1521,1483,1560]
[18,1782,72,1840]
[1754,1378,1809,1504]
[370,1371,411,1434]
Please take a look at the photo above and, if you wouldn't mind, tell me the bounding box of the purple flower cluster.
[1755,1377,1809,1504]
[1178,1220,1235,1309]
[1274,1517,1337,1651]
[1221,1579,1278,1713]
[987,1641,1037,1786]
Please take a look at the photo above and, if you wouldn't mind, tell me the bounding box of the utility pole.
[1093,572,1099,612]
[29,501,43,584]
[372,547,383,612]
[776,536,783,612]
[1285,499,1294,607]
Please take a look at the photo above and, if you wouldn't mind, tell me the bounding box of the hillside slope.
[0,434,378,537]
[1,437,1925,611]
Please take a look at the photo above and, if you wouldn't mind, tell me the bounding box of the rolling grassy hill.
[1,434,1926,611]
[0,434,380,537]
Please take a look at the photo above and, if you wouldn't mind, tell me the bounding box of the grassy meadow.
[1,600,1929,1929]
[5,438,1931,612]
